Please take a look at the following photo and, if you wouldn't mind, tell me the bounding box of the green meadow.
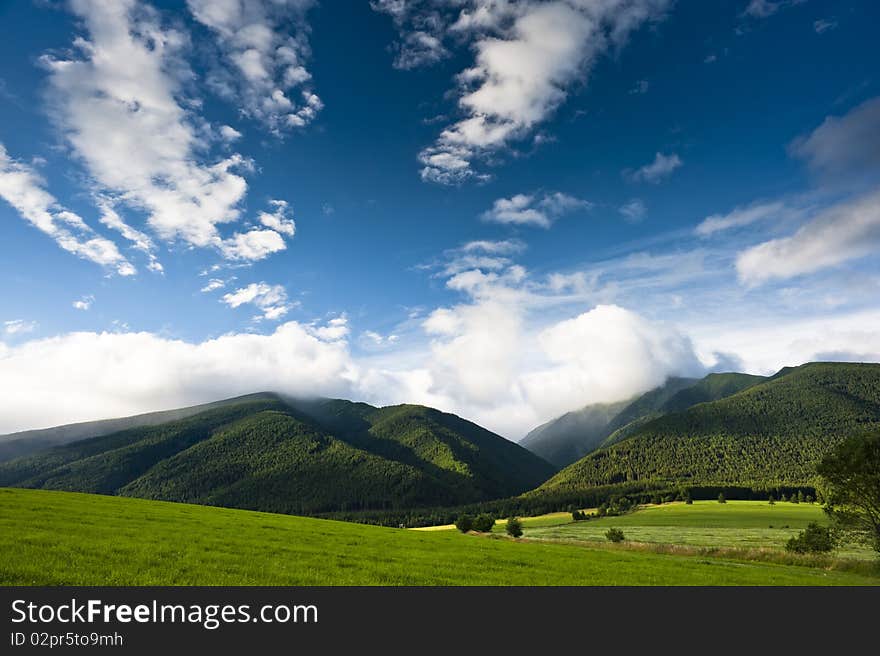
[521,501,877,560]
[1,489,877,586]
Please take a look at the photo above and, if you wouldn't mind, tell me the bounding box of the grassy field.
[1,489,877,585]
[522,501,876,560]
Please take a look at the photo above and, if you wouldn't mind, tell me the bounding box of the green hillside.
[0,395,554,514]
[519,400,629,468]
[0,393,274,462]
[521,374,763,468]
[539,363,880,494]
[657,372,767,414]
[2,488,875,585]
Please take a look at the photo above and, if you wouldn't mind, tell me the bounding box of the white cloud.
[258,199,296,236]
[741,0,804,19]
[376,0,671,183]
[95,198,163,272]
[0,320,357,434]
[72,295,95,311]
[4,320,38,336]
[221,282,294,320]
[220,229,287,261]
[461,239,525,255]
[481,191,590,228]
[0,143,135,276]
[219,125,243,141]
[696,201,786,236]
[627,152,682,183]
[619,198,646,223]
[789,96,880,182]
[813,18,838,34]
[200,279,227,293]
[690,308,880,376]
[736,189,880,286]
[187,0,322,134]
[41,0,293,263]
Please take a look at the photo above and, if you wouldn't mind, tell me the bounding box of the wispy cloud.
[3,320,38,336]
[42,0,295,263]
[619,199,647,223]
[481,192,591,228]
[373,1,671,184]
[626,152,682,183]
[221,282,296,320]
[0,144,135,276]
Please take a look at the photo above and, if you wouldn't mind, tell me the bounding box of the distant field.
[1,489,877,586]
[523,501,876,560]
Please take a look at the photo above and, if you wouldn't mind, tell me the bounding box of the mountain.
[521,374,766,468]
[537,362,880,494]
[519,401,629,469]
[0,394,271,462]
[0,393,555,515]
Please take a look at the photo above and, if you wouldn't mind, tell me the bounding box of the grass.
[523,501,877,560]
[1,489,877,586]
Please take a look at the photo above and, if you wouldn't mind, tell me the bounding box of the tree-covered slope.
[538,363,880,493]
[658,373,768,415]
[519,401,629,468]
[0,393,276,462]
[520,377,701,467]
[0,394,553,514]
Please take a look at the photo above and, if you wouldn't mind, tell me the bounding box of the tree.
[797,490,805,503]
[455,514,474,533]
[718,492,726,504]
[768,495,776,506]
[472,513,496,533]
[506,517,523,538]
[605,527,625,543]
[816,431,880,554]
[785,522,836,554]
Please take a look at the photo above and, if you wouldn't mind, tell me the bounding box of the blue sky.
[1,0,879,437]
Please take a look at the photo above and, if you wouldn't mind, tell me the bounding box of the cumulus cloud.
[219,125,243,142]
[0,320,357,433]
[72,295,95,311]
[3,320,38,336]
[187,0,322,134]
[736,189,880,285]
[481,191,590,227]
[696,201,787,236]
[221,282,294,320]
[220,229,287,262]
[627,152,682,183]
[258,199,296,236]
[0,143,135,276]
[41,0,294,263]
[619,198,646,222]
[789,96,880,183]
[374,1,671,183]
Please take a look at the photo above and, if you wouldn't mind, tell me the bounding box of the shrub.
[454,514,474,533]
[768,495,775,505]
[472,513,496,533]
[718,493,726,504]
[506,517,523,538]
[785,522,836,554]
[605,527,625,543]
